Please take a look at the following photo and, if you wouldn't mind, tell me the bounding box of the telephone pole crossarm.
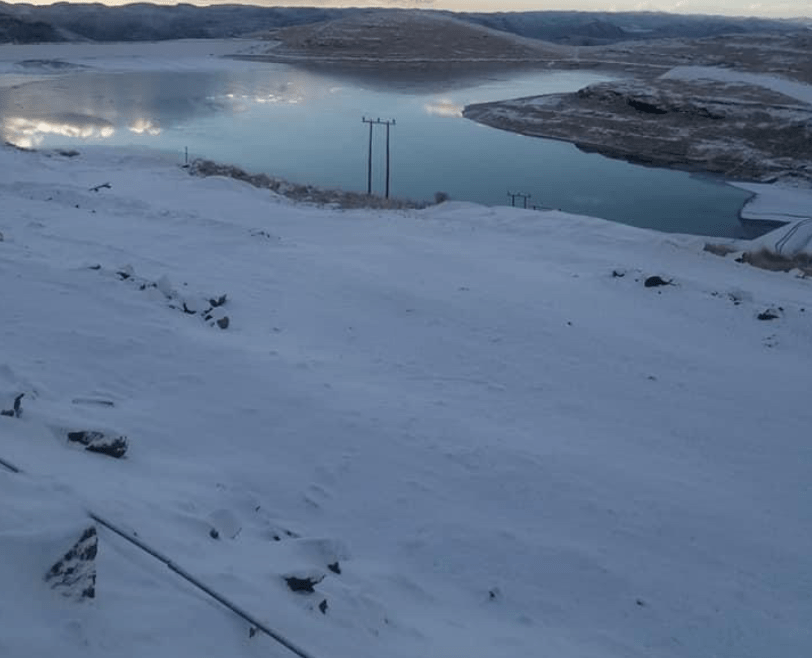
[362,117,396,199]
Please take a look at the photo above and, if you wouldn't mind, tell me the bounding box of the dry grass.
[705,242,812,275]
[740,248,812,275]
[188,159,427,210]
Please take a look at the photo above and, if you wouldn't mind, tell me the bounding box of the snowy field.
[1,38,812,658]
[2,140,812,658]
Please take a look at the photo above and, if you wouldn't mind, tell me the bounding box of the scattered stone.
[89,182,111,192]
[116,264,134,280]
[182,300,198,315]
[757,309,781,321]
[209,528,220,540]
[57,149,80,158]
[209,294,227,308]
[67,431,128,459]
[644,276,672,288]
[636,598,646,606]
[216,316,230,330]
[284,574,324,594]
[488,587,502,601]
[0,231,4,242]
[249,627,257,638]
[612,269,626,278]
[327,561,341,575]
[1,393,24,418]
[318,599,328,614]
[45,526,98,600]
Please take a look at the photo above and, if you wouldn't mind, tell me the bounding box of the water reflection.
[0,63,753,237]
[2,114,115,148]
[424,99,464,118]
[0,70,259,148]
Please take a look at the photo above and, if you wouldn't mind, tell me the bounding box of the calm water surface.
[0,61,754,237]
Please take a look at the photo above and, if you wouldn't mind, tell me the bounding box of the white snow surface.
[1,141,812,658]
[662,66,812,105]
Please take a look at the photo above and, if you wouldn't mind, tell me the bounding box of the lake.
[0,60,754,237]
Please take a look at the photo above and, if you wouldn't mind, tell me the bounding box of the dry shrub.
[189,159,427,210]
[705,243,812,275]
[740,248,812,275]
[703,242,738,257]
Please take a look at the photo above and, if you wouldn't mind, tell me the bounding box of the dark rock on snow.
[284,574,324,593]
[1,393,24,418]
[67,431,128,458]
[644,275,672,287]
[45,526,98,600]
[757,309,781,321]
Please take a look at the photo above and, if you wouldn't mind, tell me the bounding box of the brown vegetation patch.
[188,159,426,210]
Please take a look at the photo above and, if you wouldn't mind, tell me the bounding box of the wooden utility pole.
[507,191,531,209]
[362,117,396,198]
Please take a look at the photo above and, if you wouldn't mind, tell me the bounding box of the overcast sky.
[18,0,810,19]
[208,0,808,19]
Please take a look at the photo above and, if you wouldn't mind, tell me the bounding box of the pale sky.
[15,0,812,19]
[218,0,809,19]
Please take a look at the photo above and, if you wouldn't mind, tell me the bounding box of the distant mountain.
[456,11,802,45]
[0,10,65,43]
[0,4,805,45]
[0,3,358,42]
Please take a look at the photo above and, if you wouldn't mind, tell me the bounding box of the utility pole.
[364,118,374,195]
[362,117,396,198]
[507,191,531,209]
[385,120,392,199]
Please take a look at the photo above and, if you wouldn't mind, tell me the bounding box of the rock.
[0,231,4,241]
[1,393,24,418]
[209,294,227,308]
[216,316,230,330]
[67,431,128,458]
[327,561,341,575]
[757,309,781,321]
[644,275,672,287]
[45,526,98,600]
[284,573,324,594]
[318,599,328,614]
[116,264,134,280]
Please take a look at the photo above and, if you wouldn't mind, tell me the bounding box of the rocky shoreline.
[463,76,812,186]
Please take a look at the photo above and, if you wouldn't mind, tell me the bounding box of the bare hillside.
[253,10,567,64]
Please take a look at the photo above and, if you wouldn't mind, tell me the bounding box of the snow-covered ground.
[2,141,812,658]
[662,66,812,105]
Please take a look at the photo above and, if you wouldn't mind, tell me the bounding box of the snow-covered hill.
[0,4,804,45]
[1,142,811,658]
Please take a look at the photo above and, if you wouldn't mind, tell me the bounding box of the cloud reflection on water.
[424,99,464,118]
[2,114,115,148]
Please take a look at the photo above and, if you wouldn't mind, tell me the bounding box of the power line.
[362,117,396,199]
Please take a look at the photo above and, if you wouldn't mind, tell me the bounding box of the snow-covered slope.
[1,144,811,658]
